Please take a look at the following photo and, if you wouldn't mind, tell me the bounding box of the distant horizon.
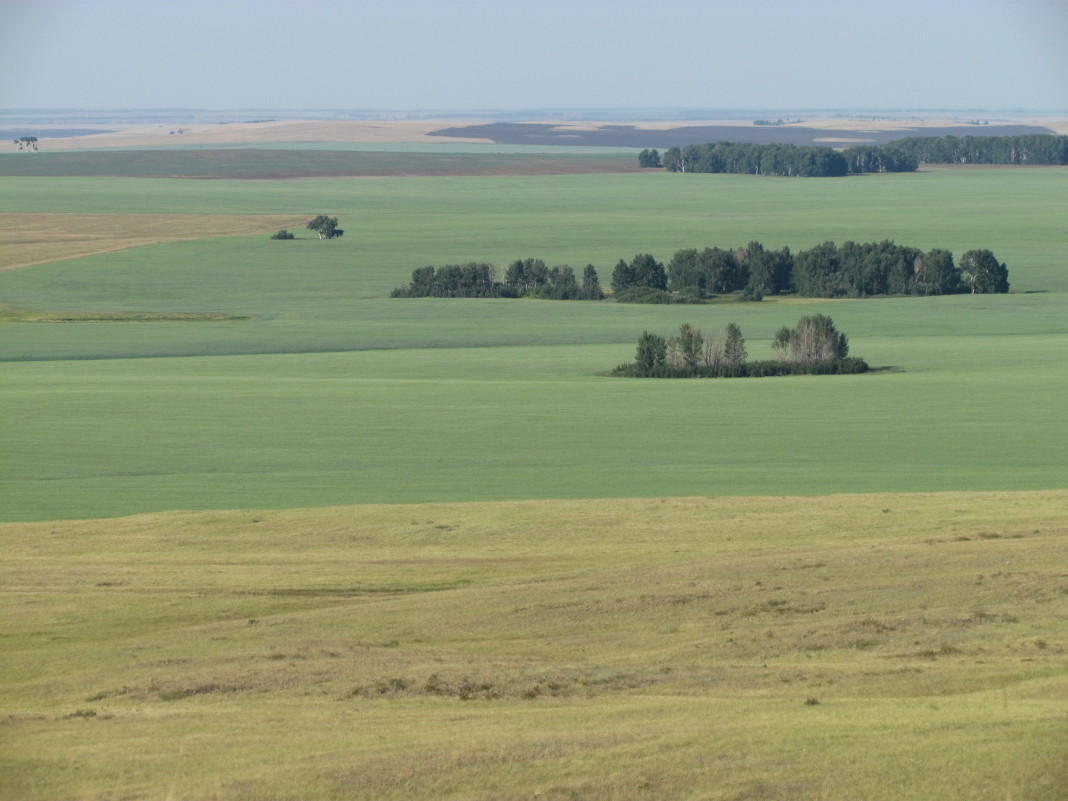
[3,106,1067,121]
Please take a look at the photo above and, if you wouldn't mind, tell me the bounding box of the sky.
[1,0,1066,112]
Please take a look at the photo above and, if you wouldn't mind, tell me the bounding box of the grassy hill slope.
[3,492,1066,800]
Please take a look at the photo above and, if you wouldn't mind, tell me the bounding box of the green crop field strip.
[0,148,637,178]
[2,165,1066,521]
[1,150,1066,799]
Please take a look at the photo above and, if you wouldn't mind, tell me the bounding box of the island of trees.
[392,242,1009,302]
[640,134,1068,175]
[613,315,869,378]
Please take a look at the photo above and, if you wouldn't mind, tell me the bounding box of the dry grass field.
[35,120,496,150]
[2,491,1066,800]
[0,212,307,271]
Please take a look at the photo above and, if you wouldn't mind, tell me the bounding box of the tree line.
[625,241,1009,299]
[390,258,604,299]
[614,315,869,378]
[642,135,1068,174]
[885,134,1068,165]
[391,242,1008,302]
[642,143,918,176]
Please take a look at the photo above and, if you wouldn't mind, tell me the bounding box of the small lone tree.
[270,229,295,240]
[306,215,344,240]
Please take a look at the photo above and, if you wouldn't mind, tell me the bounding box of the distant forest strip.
[885,134,1068,165]
[0,149,636,179]
[653,143,917,176]
[391,241,1010,302]
[647,135,1068,176]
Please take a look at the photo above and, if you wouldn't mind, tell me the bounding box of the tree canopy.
[650,134,1068,174]
[611,253,667,296]
[658,142,916,176]
[886,134,1068,165]
[638,149,662,168]
[392,241,1008,302]
[960,249,1010,294]
[306,215,344,240]
[390,260,602,300]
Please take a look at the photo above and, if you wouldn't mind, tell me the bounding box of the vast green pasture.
[1,168,1067,520]
[4,325,1068,521]
[2,492,1067,800]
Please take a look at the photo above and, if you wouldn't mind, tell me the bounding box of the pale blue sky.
[1,0,1066,111]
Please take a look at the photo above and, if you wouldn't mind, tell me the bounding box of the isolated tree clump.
[306,215,344,240]
[615,315,867,378]
[270,229,295,240]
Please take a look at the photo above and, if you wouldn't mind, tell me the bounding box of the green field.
[0,148,637,178]
[2,167,1067,520]
[1,153,1067,799]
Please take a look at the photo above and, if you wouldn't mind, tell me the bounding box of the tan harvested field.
[39,120,497,150]
[36,115,1068,150]
[0,212,307,271]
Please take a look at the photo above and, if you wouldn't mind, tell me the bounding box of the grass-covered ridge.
[2,492,1066,800]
